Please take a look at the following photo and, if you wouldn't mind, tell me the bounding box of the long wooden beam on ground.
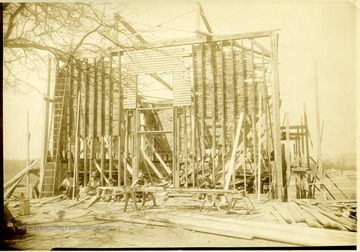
[166,213,356,246]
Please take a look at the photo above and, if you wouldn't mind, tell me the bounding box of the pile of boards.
[267,200,357,232]
[95,211,357,246]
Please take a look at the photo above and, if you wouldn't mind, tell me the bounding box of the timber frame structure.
[39,4,292,200]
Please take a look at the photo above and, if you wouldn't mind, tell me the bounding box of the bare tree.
[3,2,138,94]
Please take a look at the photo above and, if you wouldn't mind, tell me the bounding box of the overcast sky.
[3,0,357,160]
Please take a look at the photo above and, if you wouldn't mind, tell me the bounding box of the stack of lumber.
[95,212,356,246]
[267,200,356,232]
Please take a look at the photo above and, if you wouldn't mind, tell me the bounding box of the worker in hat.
[58,171,74,199]
[85,171,100,196]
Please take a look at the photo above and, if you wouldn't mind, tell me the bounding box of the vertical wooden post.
[133,76,139,181]
[252,115,257,193]
[231,40,237,140]
[73,62,82,199]
[118,51,122,186]
[270,32,283,200]
[220,42,226,187]
[84,59,90,186]
[210,43,217,182]
[175,107,180,187]
[124,110,129,186]
[109,53,114,180]
[300,117,306,167]
[200,43,205,177]
[73,85,81,199]
[314,61,322,176]
[100,137,105,186]
[90,58,98,181]
[240,39,247,193]
[191,45,197,188]
[183,108,188,188]
[100,58,105,186]
[196,2,201,39]
[285,112,290,202]
[250,42,257,194]
[26,111,31,199]
[257,94,262,202]
[67,64,74,173]
[303,104,310,169]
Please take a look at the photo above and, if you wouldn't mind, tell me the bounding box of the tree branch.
[4,3,26,40]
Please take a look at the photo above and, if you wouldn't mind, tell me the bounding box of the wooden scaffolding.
[38,5,286,200]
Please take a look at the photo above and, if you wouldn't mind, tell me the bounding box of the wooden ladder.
[42,73,67,197]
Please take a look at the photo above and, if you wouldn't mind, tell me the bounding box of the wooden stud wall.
[48,31,285,198]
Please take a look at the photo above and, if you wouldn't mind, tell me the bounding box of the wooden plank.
[199,3,213,33]
[73,86,81,199]
[174,213,357,245]
[200,43,206,177]
[33,194,64,206]
[220,42,226,187]
[115,30,274,50]
[273,204,293,224]
[65,196,91,208]
[270,32,283,199]
[305,204,357,231]
[93,159,109,184]
[83,195,98,209]
[269,206,287,224]
[303,104,310,168]
[324,174,348,199]
[140,149,164,179]
[123,110,129,186]
[100,137,105,186]
[4,173,26,199]
[159,213,356,246]
[4,160,37,190]
[300,205,346,230]
[285,112,290,201]
[314,61,322,175]
[257,94,262,201]
[224,113,244,190]
[288,202,305,222]
[143,136,171,175]
[296,205,323,228]
[249,38,270,57]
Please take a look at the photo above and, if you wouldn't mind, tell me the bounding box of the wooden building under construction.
[38,8,313,201]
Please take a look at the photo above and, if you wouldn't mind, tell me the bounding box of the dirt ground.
[4,195,292,250]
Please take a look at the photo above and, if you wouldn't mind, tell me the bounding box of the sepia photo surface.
[2,0,357,250]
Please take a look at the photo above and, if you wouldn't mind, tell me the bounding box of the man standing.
[58,171,74,199]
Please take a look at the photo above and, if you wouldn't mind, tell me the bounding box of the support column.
[270,32,283,200]
[285,112,290,202]
[26,111,31,199]
[118,50,122,186]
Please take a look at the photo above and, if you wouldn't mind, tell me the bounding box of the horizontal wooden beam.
[111,30,277,53]
[280,125,306,130]
[137,186,245,195]
[137,106,173,111]
[194,30,214,37]
[137,130,172,134]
